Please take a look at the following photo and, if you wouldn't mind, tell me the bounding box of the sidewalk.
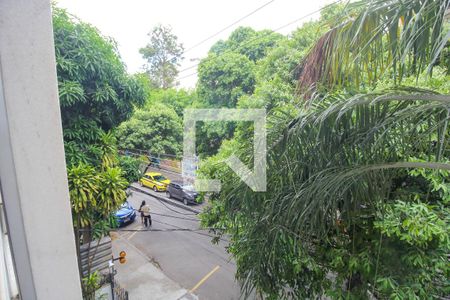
[111,233,198,300]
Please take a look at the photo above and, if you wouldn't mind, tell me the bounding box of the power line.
[119,148,179,159]
[152,219,230,242]
[152,194,199,216]
[178,71,200,81]
[132,188,198,216]
[182,0,275,55]
[113,220,230,243]
[177,0,343,80]
[162,0,276,65]
[150,211,198,222]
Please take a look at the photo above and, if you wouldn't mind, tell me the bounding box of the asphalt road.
[120,190,241,300]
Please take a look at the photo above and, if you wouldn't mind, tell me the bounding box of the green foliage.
[197,52,256,108]
[197,21,322,159]
[116,103,183,155]
[199,1,450,297]
[298,0,450,92]
[256,21,323,85]
[370,167,450,298]
[54,7,140,247]
[63,117,119,168]
[195,121,241,157]
[82,271,101,298]
[68,164,98,227]
[68,161,127,248]
[192,27,293,157]
[68,163,127,226]
[97,167,128,212]
[377,66,450,94]
[194,52,256,156]
[146,88,195,117]
[118,155,146,182]
[376,200,448,247]
[210,26,284,62]
[53,8,145,131]
[319,2,350,25]
[202,91,450,298]
[139,24,184,89]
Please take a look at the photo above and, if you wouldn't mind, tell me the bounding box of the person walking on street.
[139,201,152,227]
[138,200,145,224]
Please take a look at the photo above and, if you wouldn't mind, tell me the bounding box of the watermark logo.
[183,109,266,192]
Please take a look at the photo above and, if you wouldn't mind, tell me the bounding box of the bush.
[118,155,145,183]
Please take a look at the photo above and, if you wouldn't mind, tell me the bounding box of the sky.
[55,0,331,88]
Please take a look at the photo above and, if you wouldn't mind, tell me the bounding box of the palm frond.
[298,0,450,92]
[213,90,449,296]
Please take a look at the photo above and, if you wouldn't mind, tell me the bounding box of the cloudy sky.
[55,0,331,88]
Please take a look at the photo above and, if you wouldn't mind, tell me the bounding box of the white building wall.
[0,0,83,299]
[0,192,19,300]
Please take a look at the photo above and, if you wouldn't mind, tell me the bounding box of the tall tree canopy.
[200,0,450,299]
[116,104,183,155]
[197,52,256,108]
[53,7,145,253]
[210,26,284,62]
[54,8,145,131]
[140,24,184,89]
[146,88,196,117]
[193,27,285,157]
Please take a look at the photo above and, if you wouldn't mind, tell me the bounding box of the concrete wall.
[0,192,19,299]
[0,0,83,299]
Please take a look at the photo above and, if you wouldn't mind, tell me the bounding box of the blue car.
[115,201,136,227]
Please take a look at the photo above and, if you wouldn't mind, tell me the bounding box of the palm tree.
[298,0,450,92]
[204,0,450,298]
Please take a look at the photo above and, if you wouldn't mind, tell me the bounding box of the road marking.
[124,224,141,240]
[189,265,220,293]
[127,225,142,240]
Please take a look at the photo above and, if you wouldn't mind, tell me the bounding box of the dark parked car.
[167,182,198,205]
[115,201,136,227]
[149,157,160,169]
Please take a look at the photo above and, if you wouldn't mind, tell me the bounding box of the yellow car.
[139,172,171,192]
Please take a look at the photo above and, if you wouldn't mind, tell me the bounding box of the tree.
[54,7,146,167]
[201,0,450,298]
[53,9,144,294]
[118,155,147,183]
[54,8,146,228]
[196,21,322,160]
[297,0,450,93]
[210,26,284,62]
[146,88,196,117]
[203,88,450,299]
[54,8,145,131]
[194,52,256,156]
[116,104,183,155]
[140,24,184,89]
[193,27,285,156]
[197,52,256,108]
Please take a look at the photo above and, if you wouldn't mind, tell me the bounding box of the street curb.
[113,233,161,269]
[112,234,198,300]
[178,292,199,300]
[129,185,201,215]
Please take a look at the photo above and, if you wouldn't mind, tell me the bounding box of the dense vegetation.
[56,0,449,298]
[199,0,450,299]
[116,102,183,155]
[53,9,146,294]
